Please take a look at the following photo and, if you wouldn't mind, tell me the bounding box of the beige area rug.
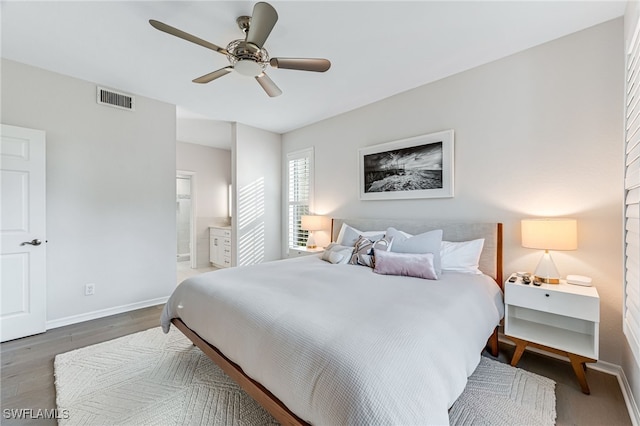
[54,327,556,425]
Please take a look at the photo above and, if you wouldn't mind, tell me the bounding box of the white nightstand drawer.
[505,282,599,322]
[288,247,325,258]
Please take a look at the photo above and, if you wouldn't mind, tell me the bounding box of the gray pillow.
[385,227,443,276]
[321,243,353,264]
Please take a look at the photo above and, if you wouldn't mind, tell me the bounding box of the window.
[286,148,314,250]
[625,23,640,367]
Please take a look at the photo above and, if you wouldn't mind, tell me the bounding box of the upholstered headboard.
[331,218,503,286]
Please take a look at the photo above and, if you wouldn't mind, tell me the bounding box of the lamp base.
[533,276,560,284]
[533,251,561,285]
[306,232,317,249]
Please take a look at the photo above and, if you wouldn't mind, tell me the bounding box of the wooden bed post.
[496,223,503,288]
[487,327,499,357]
[487,223,503,357]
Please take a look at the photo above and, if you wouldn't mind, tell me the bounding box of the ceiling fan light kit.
[225,39,269,77]
[150,1,331,97]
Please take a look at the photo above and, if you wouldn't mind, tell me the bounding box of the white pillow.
[321,243,353,264]
[386,227,443,276]
[440,238,485,274]
[335,223,384,247]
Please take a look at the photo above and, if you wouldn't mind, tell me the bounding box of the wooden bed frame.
[172,317,307,426]
[172,220,503,425]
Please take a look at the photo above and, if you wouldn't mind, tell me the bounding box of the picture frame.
[359,130,454,200]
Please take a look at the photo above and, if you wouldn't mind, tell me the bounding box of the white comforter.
[161,255,504,425]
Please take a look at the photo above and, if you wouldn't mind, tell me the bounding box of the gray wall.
[2,59,176,325]
[283,19,625,366]
[232,123,282,266]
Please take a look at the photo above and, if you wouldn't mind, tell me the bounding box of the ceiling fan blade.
[246,2,278,48]
[193,67,233,84]
[149,19,228,55]
[255,72,282,97]
[270,58,331,72]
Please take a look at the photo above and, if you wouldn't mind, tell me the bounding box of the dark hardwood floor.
[1,305,164,425]
[1,305,632,425]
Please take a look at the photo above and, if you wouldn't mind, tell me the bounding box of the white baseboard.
[499,335,639,426]
[593,360,640,426]
[46,297,168,330]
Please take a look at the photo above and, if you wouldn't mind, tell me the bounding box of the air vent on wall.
[96,86,135,111]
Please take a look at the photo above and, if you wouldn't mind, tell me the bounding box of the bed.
[161,218,504,425]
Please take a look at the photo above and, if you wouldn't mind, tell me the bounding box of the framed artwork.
[359,130,454,200]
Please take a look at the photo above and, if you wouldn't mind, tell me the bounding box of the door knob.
[21,239,42,246]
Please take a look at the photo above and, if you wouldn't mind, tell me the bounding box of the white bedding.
[161,255,504,425]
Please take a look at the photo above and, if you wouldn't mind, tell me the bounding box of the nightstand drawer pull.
[546,294,549,297]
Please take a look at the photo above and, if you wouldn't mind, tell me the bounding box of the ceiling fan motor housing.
[226,39,268,76]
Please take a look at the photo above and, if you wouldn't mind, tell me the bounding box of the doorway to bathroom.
[176,172,196,270]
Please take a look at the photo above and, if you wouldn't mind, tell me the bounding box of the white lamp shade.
[521,218,577,251]
[301,215,325,231]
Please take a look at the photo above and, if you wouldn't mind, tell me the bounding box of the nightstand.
[288,246,325,258]
[504,274,600,394]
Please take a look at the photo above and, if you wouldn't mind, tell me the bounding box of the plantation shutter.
[625,22,640,367]
[287,148,314,249]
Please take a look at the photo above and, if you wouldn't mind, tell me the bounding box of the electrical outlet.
[84,283,95,296]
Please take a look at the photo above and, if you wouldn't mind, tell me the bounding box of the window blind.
[625,22,640,367]
[286,148,313,249]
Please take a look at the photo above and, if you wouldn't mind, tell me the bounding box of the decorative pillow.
[349,235,393,267]
[385,227,443,276]
[440,239,485,274]
[321,243,353,265]
[336,223,384,247]
[373,249,438,280]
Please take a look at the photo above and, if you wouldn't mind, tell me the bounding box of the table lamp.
[521,218,577,284]
[301,215,324,249]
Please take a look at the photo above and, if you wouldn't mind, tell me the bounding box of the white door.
[1,124,46,342]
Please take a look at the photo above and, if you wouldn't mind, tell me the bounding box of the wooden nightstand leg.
[505,334,596,394]
[568,353,593,395]
[509,337,528,367]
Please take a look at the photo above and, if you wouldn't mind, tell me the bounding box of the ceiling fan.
[149,2,331,97]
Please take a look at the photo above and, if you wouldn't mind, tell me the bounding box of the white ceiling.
[1,1,626,147]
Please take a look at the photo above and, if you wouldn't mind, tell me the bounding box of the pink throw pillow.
[373,249,438,280]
